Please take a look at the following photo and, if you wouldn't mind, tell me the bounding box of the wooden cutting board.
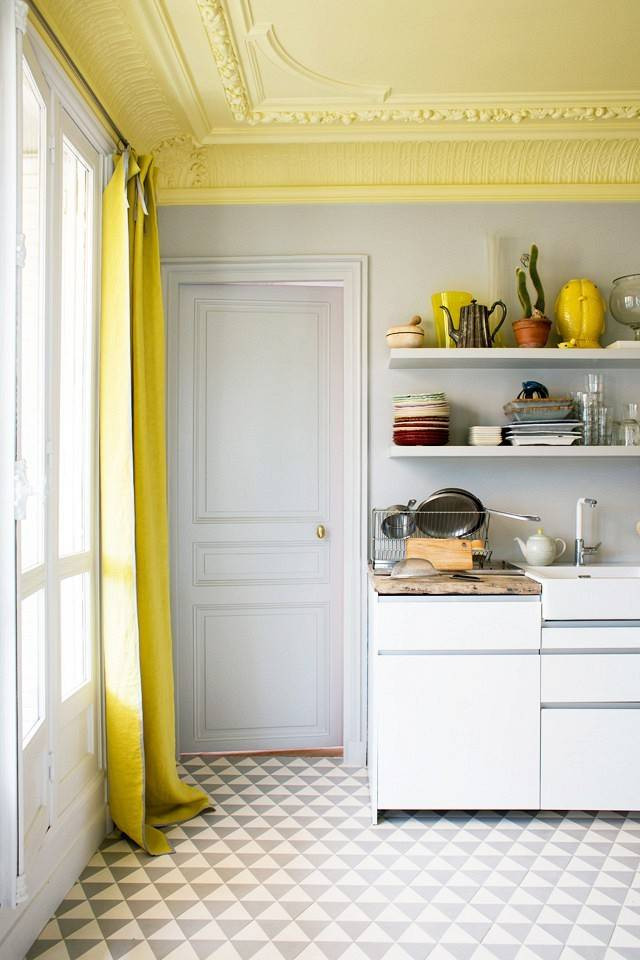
[406,538,473,571]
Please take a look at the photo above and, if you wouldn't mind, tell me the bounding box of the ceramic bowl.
[386,331,425,349]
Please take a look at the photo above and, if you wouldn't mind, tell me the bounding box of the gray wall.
[159,203,640,562]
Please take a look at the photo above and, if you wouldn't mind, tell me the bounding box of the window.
[19,62,46,576]
[16,32,105,874]
[19,61,47,743]
[59,138,93,559]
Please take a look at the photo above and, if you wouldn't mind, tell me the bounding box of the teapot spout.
[440,305,458,344]
[513,536,526,558]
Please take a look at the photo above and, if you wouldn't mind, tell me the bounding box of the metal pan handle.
[486,508,541,522]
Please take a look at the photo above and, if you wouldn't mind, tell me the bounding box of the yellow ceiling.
[34,0,640,201]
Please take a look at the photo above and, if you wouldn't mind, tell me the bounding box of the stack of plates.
[469,426,503,447]
[393,392,450,446]
[504,420,583,446]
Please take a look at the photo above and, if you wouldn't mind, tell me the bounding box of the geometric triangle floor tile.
[25,756,640,960]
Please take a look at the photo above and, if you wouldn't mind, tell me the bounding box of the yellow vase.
[554,278,606,348]
[431,291,473,348]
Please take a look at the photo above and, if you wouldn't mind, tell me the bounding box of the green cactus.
[529,243,545,313]
[516,267,532,318]
[515,243,545,318]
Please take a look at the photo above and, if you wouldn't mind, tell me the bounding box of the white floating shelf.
[388,347,640,369]
[388,445,640,459]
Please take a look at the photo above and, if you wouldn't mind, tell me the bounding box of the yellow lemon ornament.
[554,278,606,348]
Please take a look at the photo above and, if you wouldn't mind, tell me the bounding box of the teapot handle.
[487,300,507,343]
[554,538,567,559]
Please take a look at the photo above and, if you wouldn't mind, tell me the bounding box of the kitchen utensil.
[380,499,417,539]
[431,291,473,348]
[406,537,474,571]
[440,299,507,349]
[514,529,567,566]
[389,558,439,579]
[451,573,482,582]
[415,488,540,538]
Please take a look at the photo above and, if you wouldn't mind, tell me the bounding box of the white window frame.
[1,16,115,954]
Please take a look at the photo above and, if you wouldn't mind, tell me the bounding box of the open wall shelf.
[388,446,640,459]
[388,347,640,369]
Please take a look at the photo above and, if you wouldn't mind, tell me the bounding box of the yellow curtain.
[100,152,210,855]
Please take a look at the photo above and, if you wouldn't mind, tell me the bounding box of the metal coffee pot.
[440,298,507,348]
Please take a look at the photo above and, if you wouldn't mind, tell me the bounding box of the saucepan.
[381,499,417,540]
[415,488,539,538]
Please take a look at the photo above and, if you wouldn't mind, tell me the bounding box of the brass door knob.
[316,524,326,540]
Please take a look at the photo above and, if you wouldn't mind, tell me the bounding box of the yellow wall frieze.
[155,137,640,204]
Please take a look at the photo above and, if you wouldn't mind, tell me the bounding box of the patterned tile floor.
[27,755,640,960]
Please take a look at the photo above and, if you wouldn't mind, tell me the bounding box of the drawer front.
[542,653,640,702]
[541,708,640,810]
[378,654,540,810]
[375,597,541,652]
[543,624,640,651]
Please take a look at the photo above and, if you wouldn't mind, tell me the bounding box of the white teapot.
[514,528,566,566]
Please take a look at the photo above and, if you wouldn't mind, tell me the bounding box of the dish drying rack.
[370,508,491,571]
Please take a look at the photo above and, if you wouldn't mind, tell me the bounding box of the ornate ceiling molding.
[195,0,250,121]
[197,0,640,129]
[155,136,640,203]
[35,0,182,150]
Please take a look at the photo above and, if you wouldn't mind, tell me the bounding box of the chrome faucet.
[575,497,601,565]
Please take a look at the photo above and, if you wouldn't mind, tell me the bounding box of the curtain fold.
[100,152,210,855]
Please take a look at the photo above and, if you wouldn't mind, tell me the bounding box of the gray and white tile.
[27,756,640,959]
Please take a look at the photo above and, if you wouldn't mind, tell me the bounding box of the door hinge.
[15,873,28,904]
[47,752,54,784]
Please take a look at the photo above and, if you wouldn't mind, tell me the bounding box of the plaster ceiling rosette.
[32,0,640,201]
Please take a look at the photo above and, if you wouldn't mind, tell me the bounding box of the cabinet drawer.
[375,597,540,652]
[541,653,640,702]
[542,624,640,651]
[378,654,540,809]
[541,708,640,810]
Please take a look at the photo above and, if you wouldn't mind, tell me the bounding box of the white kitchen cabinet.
[377,653,540,810]
[541,708,640,810]
[368,589,542,819]
[375,596,540,652]
[542,652,640,702]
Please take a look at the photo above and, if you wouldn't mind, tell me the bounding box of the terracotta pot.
[513,316,551,348]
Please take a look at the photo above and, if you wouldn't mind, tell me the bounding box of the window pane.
[59,138,93,558]
[60,573,91,699]
[22,589,45,742]
[20,64,46,572]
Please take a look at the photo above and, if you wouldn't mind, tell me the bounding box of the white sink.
[522,565,640,620]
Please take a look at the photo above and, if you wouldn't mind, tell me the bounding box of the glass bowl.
[609,274,640,341]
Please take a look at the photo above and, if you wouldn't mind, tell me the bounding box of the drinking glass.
[585,372,605,397]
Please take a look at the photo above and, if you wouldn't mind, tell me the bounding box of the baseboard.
[0,774,107,960]
[343,739,367,767]
[181,747,344,759]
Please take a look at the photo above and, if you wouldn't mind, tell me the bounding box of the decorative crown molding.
[195,0,250,121]
[34,0,183,150]
[154,136,640,203]
[197,1,640,128]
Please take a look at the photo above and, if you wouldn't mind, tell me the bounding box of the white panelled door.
[174,283,344,753]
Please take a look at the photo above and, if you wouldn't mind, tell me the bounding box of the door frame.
[162,256,368,767]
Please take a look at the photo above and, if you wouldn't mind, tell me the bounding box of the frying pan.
[416,488,540,538]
